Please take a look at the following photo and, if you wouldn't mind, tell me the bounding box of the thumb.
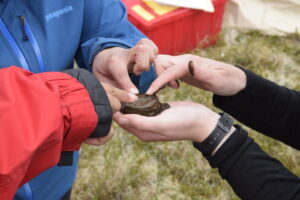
[116,114,158,131]
[102,82,138,103]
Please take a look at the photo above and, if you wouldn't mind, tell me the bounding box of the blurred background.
[73,0,300,199]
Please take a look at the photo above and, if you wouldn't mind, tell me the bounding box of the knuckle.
[109,96,121,112]
[114,71,127,81]
[136,64,149,71]
[109,88,117,96]
[153,45,158,55]
[138,38,158,53]
[149,53,156,61]
[107,55,119,66]
[136,44,145,52]
[138,38,148,44]
[166,66,178,75]
[103,84,112,93]
[112,104,121,113]
[133,68,143,75]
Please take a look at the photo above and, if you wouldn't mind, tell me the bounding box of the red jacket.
[0,66,99,199]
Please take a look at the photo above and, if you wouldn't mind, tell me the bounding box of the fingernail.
[129,93,138,101]
[130,88,139,94]
[119,118,129,126]
[146,89,152,95]
[188,60,195,76]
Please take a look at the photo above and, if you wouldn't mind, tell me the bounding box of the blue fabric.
[24,184,33,200]
[0,18,30,71]
[23,21,46,72]
[0,0,156,199]
[15,152,80,200]
[0,0,146,72]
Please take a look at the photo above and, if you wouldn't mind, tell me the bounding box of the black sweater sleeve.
[205,126,300,200]
[213,68,300,150]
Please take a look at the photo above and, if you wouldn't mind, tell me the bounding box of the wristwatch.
[193,113,233,156]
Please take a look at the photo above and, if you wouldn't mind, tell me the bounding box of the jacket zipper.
[24,183,33,200]
[0,17,34,200]
[0,17,30,71]
[19,16,29,41]
[0,17,45,73]
[20,16,46,72]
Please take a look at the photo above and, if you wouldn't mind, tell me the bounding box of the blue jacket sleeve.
[76,0,146,70]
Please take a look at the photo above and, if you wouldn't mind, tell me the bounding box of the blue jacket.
[0,0,155,199]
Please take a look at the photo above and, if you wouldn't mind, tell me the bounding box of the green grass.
[72,31,300,200]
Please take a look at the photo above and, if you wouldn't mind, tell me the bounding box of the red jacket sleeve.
[0,66,98,200]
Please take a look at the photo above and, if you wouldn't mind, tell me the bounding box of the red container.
[122,0,227,55]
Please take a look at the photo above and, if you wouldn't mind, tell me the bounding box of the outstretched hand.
[147,55,247,96]
[113,101,220,143]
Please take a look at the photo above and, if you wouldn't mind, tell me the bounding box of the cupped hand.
[148,55,246,96]
[93,38,158,94]
[113,101,220,143]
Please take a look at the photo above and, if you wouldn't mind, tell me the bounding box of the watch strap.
[193,113,233,156]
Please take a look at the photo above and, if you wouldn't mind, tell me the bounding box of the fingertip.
[167,80,180,89]
[130,88,139,94]
[113,111,122,120]
[133,71,142,76]
[118,117,129,126]
[146,81,162,95]
[128,93,138,101]
[146,88,153,95]
[133,64,149,75]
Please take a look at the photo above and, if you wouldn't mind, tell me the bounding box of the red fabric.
[0,66,98,200]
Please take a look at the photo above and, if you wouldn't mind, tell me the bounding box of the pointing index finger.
[146,64,188,95]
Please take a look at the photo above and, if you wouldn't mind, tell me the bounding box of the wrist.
[98,46,125,55]
[193,113,234,156]
[193,112,220,142]
[232,66,247,95]
[63,69,112,138]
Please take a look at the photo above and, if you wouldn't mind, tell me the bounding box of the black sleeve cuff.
[204,125,252,175]
[63,69,112,138]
